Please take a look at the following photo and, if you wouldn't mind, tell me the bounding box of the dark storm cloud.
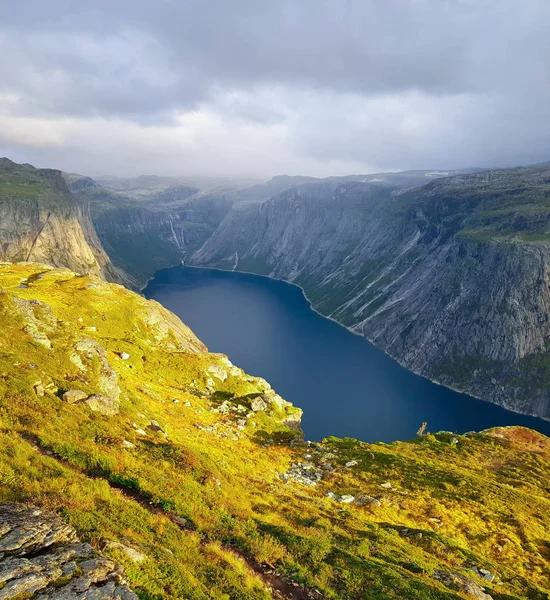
[1,0,550,175]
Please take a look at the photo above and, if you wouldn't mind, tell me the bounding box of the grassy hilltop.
[0,262,549,599]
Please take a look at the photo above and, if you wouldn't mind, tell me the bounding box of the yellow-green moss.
[0,262,548,600]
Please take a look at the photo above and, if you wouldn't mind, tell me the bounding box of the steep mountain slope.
[192,166,550,421]
[67,174,329,288]
[0,262,549,600]
[66,173,237,287]
[0,159,126,285]
[66,168,480,289]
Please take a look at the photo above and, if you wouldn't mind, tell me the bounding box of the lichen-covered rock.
[433,570,493,600]
[250,397,267,412]
[81,394,119,416]
[74,338,120,402]
[62,389,88,404]
[0,503,137,599]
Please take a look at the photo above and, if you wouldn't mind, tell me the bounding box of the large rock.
[62,389,88,404]
[74,339,120,402]
[0,503,137,599]
[81,394,119,416]
[433,570,493,600]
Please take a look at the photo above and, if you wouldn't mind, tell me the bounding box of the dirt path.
[20,431,328,600]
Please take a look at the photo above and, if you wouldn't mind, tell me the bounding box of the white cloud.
[1,0,550,177]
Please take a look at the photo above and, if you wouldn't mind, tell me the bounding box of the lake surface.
[144,266,550,443]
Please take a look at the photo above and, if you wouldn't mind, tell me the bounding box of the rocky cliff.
[0,159,126,285]
[65,173,236,287]
[0,261,549,600]
[192,166,550,421]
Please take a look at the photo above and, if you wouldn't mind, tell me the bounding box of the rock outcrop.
[0,158,128,286]
[0,503,137,599]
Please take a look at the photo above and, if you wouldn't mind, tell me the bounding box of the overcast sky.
[1,0,550,178]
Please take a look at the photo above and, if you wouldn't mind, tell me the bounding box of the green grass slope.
[0,262,548,599]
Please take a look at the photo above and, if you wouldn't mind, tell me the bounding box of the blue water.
[144,266,550,443]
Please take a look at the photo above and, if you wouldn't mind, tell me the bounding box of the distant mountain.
[95,173,259,199]
[325,167,486,190]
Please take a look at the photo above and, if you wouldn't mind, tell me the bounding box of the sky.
[1,0,550,179]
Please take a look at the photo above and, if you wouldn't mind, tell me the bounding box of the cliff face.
[0,159,125,285]
[0,262,549,600]
[192,166,550,420]
[65,172,236,287]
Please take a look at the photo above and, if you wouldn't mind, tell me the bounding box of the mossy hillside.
[0,158,77,214]
[0,263,549,599]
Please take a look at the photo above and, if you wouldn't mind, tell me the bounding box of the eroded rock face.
[0,159,126,286]
[0,503,137,599]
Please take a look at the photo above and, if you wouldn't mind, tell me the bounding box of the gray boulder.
[62,390,88,404]
[433,570,493,600]
[0,503,137,599]
[82,394,119,416]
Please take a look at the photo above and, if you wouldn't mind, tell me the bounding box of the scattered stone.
[82,394,119,416]
[0,503,137,599]
[119,352,131,360]
[44,381,58,395]
[33,382,45,397]
[62,389,88,404]
[355,494,381,507]
[172,516,189,529]
[428,517,444,528]
[433,570,493,599]
[281,463,323,486]
[345,460,358,467]
[450,437,459,446]
[339,494,355,504]
[478,569,495,583]
[380,482,392,489]
[121,440,136,449]
[250,397,267,412]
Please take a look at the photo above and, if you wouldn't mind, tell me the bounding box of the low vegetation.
[0,262,549,599]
